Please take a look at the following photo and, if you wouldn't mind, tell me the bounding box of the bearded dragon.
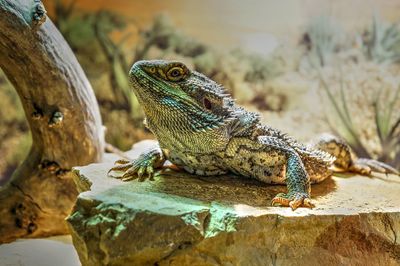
[108,60,399,210]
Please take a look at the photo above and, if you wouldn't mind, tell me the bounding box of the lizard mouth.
[128,61,183,111]
[128,62,144,87]
[128,70,144,101]
[128,63,159,101]
[128,69,141,91]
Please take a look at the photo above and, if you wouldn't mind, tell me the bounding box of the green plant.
[319,71,400,168]
[243,53,283,83]
[363,16,400,64]
[93,11,142,119]
[51,4,143,119]
[373,86,400,165]
[301,16,347,67]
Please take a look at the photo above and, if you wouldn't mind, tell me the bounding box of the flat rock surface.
[0,235,80,266]
[67,140,400,266]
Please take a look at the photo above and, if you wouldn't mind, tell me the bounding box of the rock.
[67,140,400,266]
[0,236,80,266]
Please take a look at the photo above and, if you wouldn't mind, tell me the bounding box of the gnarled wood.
[0,0,104,243]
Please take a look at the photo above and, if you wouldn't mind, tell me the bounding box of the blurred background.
[1,0,400,184]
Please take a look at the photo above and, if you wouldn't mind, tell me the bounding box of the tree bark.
[0,0,104,243]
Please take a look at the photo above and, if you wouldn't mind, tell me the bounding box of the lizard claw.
[110,160,157,182]
[121,166,140,181]
[107,162,132,176]
[114,159,131,165]
[108,147,165,182]
[137,167,145,181]
[271,192,315,210]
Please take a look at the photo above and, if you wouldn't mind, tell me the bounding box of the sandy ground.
[0,236,80,266]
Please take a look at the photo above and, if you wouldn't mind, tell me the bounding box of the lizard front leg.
[271,152,314,210]
[108,144,166,181]
[256,136,314,210]
[226,136,314,210]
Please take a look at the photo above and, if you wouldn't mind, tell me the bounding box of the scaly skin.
[108,60,399,210]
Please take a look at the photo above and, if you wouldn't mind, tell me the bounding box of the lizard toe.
[146,166,155,179]
[349,163,372,176]
[302,198,315,208]
[271,192,314,210]
[137,167,146,181]
[121,166,140,181]
[107,162,133,176]
[114,159,131,165]
[356,158,399,176]
[289,199,302,211]
[271,193,291,207]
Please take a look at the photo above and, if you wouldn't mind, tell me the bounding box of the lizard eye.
[203,98,212,110]
[166,66,185,81]
[170,69,181,77]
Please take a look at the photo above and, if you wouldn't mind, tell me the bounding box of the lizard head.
[129,60,235,131]
[129,60,259,151]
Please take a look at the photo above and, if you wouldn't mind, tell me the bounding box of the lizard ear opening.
[203,97,212,110]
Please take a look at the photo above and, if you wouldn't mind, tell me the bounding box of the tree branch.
[0,0,104,243]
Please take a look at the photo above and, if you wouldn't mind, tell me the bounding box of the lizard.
[108,60,399,210]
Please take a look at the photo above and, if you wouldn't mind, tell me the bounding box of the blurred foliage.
[101,109,152,150]
[231,49,283,83]
[135,14,208,61]
[373,85,400,165]
[318,68,400,168]
[53,0,142,119]
[300,16,348,67]
[0,70,30,184]
[362,16,400,64]
[135,14,286,110]
[93,11,142,119]
[318,71,371,158]
[0,74,26,125]
[299,15,400,168]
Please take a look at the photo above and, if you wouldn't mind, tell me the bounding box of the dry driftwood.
[0,0,104,243]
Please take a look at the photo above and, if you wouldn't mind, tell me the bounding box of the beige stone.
[67,140,400,266]
[0,236,80,266]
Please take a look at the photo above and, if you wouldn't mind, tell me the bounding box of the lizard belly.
[167,150,227,176]
[164,144,288,184]
[221,149,287,184]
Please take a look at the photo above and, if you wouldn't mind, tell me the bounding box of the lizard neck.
[145,113,230,154]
